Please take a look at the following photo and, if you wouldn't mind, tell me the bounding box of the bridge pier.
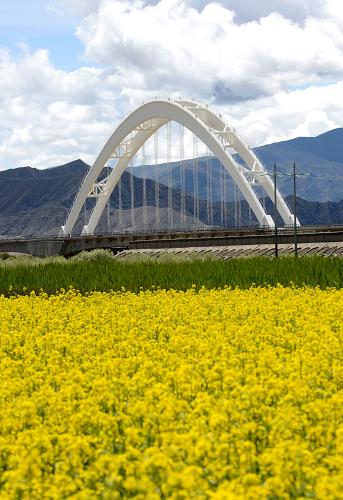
[0,239,63,257]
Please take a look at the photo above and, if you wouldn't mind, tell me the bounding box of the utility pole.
[107,196,111,234]
[273,163,278,258]
[84,199,87,227]
[293,162,298,257]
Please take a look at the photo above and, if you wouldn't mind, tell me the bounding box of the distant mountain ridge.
[0,159,88,217]
[255,128,343,202]
[0,128,342,237]
[131,128,343,203]
[260,128,343,164]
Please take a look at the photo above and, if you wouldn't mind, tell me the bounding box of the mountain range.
[0,128,342,237]
[130,128,343,203]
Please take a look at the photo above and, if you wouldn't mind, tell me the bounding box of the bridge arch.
[60,98,296,235]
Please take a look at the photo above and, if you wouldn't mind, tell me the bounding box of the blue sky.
[0,0,83,70]
[0,0,342,169]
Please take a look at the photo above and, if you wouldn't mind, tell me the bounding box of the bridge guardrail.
[3,224,343,242]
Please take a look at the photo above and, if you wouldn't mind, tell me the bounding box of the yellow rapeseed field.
[0,286,342,499]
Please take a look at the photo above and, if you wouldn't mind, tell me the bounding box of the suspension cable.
[193,134,198,227]
[130,160,135,230]
[106,163,111,233]
[238,187,242,227]
[142,141,147,229]
[179,124,186,226]
[206,148,211,227]
[234,183,238,227]
[154,129,159,230]
[167,122,173,229]
[223,165,227,227]
[220,163,224,227]
[84,198,87,228]
[118,172,122,229]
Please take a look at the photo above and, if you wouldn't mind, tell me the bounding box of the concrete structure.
[2,226,343,257]
[60,98,297,236]
[0,236,126,258]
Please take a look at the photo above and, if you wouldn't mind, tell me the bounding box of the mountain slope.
[260,128,343,164]
[1,128,343,236]
[0,160,89,216]
[253,129,343,202]
[132,128,343,202]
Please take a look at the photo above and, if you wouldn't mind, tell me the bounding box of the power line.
[258,172,343,180]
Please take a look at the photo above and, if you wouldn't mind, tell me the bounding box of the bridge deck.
[1,225,343,257]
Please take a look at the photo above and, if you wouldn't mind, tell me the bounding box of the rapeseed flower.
[0,286,342,498]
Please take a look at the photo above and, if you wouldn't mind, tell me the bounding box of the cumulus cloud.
[51,0,102,16]
[0,47,129,168]
[0,0,343,169]
[73,0,343,105]
[190,0,328,23]
[61,0,330,23]
[222,82,343,146]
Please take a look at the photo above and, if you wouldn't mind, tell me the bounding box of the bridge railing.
[4,223,343,243]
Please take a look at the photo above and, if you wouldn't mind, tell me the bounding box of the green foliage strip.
[1,255,343,295]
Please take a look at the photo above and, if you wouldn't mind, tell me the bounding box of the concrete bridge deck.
[1,226,343,257]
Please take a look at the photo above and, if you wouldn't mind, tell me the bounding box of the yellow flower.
[0,286,342,498]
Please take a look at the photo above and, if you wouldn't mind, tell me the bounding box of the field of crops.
[1,254,343,294]
[1,286,342,498]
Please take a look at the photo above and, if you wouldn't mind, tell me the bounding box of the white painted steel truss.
[60,98,298,235]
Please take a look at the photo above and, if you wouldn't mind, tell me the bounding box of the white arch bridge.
[60,98,298,236]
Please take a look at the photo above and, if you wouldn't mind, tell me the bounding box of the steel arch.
[60,98,297,235]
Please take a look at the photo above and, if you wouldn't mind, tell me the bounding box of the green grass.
[1,255,343,295]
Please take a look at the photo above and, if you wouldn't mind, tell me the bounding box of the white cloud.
[51,0,102,16]
[61,0,329,23]
[73,0,343,104]
[192,0,328,23]
[0,0,343,170]
[222,82,343,146]
[0,47,128,168]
